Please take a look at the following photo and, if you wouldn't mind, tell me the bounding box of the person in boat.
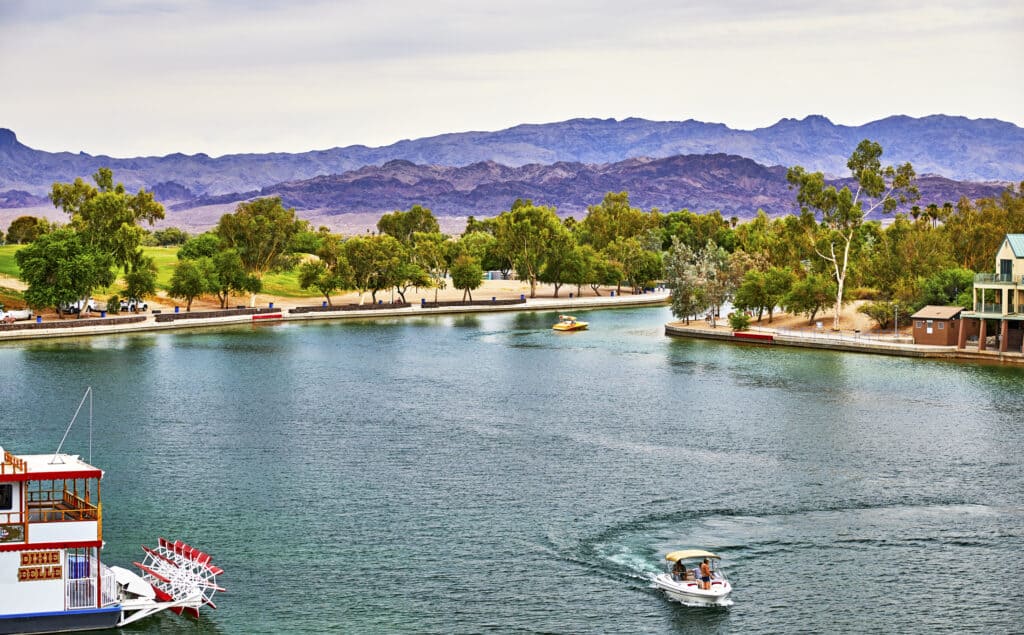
[672,560,685,581]
[700,558,711,590]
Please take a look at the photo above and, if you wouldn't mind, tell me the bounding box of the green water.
[1,306,1022,633]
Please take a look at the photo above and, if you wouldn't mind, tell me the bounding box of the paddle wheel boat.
[552,315,588,331]
[653,549,732,606]
[0,444,225,634]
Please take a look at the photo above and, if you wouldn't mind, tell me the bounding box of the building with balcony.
[958,234,1024,353]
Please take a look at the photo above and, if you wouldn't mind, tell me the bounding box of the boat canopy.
[665,549,720,562]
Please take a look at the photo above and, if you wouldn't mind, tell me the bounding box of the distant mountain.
[171,154,1008,221]
[0,114,1021,203]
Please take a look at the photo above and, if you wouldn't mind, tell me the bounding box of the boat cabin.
[0,447,119,630]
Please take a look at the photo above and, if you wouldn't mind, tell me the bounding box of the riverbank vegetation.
[2,140,1023,323]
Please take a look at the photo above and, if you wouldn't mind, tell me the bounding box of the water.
[1,306,1022,633]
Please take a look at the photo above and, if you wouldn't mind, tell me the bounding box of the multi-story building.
[958,234,1024,353]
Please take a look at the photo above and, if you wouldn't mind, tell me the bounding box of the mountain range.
[0,114,1020,225]
[175,154,1006,220]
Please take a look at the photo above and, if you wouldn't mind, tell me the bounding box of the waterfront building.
[959,234,1024,352]
[910,306,964,346]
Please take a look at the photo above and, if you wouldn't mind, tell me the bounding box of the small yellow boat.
[552,315,588,331]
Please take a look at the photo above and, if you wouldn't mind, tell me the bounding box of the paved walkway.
[664,321,1024,365]
[0,291,670,342]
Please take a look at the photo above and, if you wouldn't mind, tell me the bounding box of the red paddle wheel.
[133,537,226,618]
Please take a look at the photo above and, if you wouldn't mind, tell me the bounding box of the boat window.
[0,483,11,510]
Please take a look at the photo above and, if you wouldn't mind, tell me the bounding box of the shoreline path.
[0,289,671,342]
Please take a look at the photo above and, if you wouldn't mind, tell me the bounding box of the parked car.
[0,305,34,321]
[62,298,98,314]
[120,298,149,312]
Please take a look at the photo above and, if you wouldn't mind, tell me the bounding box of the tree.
[412,232,451,303]
[393,261,430,303]
[152,227,189,246]
[494,201,562,298]
[168,258,212,311]
[209,249,263,308]
[451,255,483,301]
[50,167,164,274]
[537,227,577,297]
[664,239,703,323]
[216,197,302,305]
[561,244,595,298]
[783,273,837,325]
[787,140,917,330]
[857,300,908,330]
[692,240,733,327]
[342,234,404,304]
[6,216,50,244]
[918,267,975,309]
[578,191,659,251]
[123,255,158,304]
[178,232,223,261]
[15,228,114,318]
[733,270,771,322]
[377,205,440,246]
[298,260,346,305]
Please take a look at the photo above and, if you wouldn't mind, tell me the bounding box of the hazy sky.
[1,0,1021,158]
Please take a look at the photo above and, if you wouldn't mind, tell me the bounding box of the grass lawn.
[1,244,314,299]
[0,244,20,278]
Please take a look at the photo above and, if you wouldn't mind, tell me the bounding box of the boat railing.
[66,577,96,610]
[26,488,99,522]
[65,558,117,609]
[1,450,27,475]
[100,562,118,607]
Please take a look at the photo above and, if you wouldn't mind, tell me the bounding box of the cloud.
[1,1,1021,156]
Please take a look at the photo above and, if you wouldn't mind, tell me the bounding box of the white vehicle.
[653,549,733,605]
[0,305,34,321]
[120,298,149,312]
[63,298,98,314]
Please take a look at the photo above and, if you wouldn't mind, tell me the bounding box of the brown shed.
[911,306,963,345]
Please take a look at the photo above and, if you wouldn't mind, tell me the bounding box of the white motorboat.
[653,549,732,605]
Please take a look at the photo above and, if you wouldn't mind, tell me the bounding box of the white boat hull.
[654,573,732,605]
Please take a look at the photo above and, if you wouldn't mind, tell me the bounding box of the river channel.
[0,306,1021,633]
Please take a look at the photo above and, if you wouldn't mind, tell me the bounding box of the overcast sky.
[1,0,1021,158]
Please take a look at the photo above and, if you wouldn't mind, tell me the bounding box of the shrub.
[107,294,121,314]
[728,311,751,331]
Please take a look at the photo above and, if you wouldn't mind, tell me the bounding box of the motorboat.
[552,315,588,331]
[653,549,732,605]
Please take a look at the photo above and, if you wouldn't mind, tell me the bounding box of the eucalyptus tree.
[787,140,917,330]
[377,204,440,246]
[412,232,451,303]
[664,239,703,324]
[6,215,50,244]
[216,197,303,305]
[168,258,213,311]
[783,273,836,325]
[494,200,562,298]
[15,228,114,318]
[538,229,578,297]
[578,191,659,251]
[50,168,163,270]
[451,254,484,301]
[692,239,733,327]
[297,234,352,306]
[343,234,404,304]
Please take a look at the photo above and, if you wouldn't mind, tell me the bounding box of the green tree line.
[6,144,1023,323]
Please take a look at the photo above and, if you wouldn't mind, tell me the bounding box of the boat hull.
[0,606,121,635]
[654,574,731,605]
[552,323,588,331]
